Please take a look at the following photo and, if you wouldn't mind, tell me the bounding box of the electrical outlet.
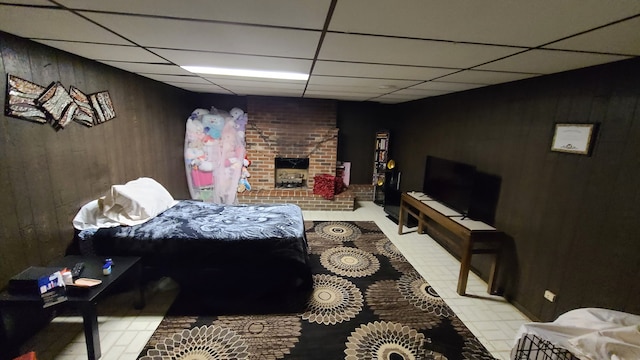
[544,290,556,302]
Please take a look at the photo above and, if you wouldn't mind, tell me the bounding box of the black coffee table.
[0,255,144,360]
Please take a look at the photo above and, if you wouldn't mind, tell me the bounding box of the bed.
[72,178,313,313]
[511,308,640,360]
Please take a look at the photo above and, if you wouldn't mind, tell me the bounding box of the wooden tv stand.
[397,192,503,296]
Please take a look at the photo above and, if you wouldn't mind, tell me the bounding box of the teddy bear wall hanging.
[184,106,249,204]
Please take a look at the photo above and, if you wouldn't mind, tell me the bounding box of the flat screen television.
[422,156,477,217]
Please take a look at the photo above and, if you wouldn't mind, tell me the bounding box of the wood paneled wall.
[392,58,640,321]
[336,101,394,184]
[0,32,196,287]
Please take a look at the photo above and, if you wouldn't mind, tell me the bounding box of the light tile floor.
[20,201,529,360]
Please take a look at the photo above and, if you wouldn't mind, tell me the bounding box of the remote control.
[71,262,85,278]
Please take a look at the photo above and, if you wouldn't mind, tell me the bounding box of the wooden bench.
[397,192,503,296]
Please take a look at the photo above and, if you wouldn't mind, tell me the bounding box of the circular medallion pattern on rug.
[375,238,405,261]
[314,221,362,242]
[387,256,416,275]
[352,233,390,254]
[366,280,444,330]
[320,246,380,278]
[353,237,413,274]
[354,221,385,232]
[302,274,364,325]
[344,321,426,360]
[139,325,249,360]
[398,272,455,317]
[212,314,301,359]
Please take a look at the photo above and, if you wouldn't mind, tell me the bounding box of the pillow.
[98,177,176,226]
[72,199,121,230]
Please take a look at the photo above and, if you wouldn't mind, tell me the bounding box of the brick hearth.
[238,189,355,210]
[236,184,374,211]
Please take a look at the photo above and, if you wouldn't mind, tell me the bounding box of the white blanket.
[73,177,177,230]
[513,308,640,360]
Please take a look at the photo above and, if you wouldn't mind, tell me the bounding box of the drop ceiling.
[1,0,639,104]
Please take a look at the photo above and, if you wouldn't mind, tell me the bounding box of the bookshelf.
[372,130,390,204]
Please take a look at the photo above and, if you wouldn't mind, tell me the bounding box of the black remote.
[71,262,84,278]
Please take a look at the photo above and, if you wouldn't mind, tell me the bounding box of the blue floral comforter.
[81,200,305,243]
[78,200,310,288]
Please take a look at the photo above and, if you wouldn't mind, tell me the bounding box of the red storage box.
[313,174,346,200]
[313,174,336,200]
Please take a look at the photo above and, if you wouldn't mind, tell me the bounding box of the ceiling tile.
[376,99,409,104]
[140,74,211,84]
[436,70,539,84]
[99,61,193,75]
[58,0,331,29]
[308,76,419,88]
[319,33,524,68]
[409,82,486,92]
[226,87,304,97]
[312,61,457,80]
[0,5,131,44]
[329,0,640,47]
[313,96,378,102]
[476,49,631,73]
[306,84,385,95]
[36,40,167,62]
[152,49,312,73]
[304,89,378,100]
[203,77,307,91]
[388,88,451,97]
[304,91,377,102]
[544,17,640,55]
[200,75,306,96]
[5,0,51,4]
[374,92,431,103]
[169,83,232,94]
[81,12,321,58]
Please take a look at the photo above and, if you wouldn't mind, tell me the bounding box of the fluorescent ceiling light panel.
[181,66,309,80]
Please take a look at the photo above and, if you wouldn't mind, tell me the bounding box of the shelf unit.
[372,130,390,204]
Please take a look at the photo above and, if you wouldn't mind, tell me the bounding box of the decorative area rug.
[137,221,496,360]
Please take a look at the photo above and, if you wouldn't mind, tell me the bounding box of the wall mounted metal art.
[5,74,48,123]
[69,86,96,127]
[38,81,78,130]
[4,74,116,130]
[89,90,116,124]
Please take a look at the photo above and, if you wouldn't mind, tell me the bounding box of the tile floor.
[19,201,530,360]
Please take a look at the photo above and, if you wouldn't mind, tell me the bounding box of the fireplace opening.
[275,157,309,188]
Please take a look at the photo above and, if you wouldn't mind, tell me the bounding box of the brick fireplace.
[244,96,338,190]
[237,96,355,210]
[275,157,309,188]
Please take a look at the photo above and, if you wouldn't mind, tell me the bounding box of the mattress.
[76,200,312,311]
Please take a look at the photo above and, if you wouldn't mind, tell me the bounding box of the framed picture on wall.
[551,123,598,155]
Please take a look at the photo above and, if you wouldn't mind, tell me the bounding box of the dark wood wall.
[336,101,393,184]
[392,58,640,321]
[0,32,196,287]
